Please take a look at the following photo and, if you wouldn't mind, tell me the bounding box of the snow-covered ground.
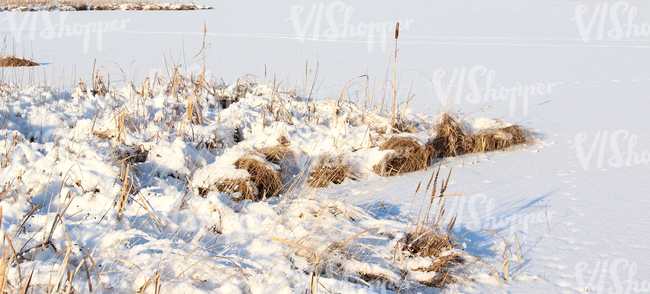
[1,1,649,293]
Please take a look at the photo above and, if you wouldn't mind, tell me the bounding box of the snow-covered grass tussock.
[1,41,41,68]
[0,64,535,293]
[0,56,40,68]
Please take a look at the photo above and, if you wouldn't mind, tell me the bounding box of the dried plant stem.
[390,22,400,129]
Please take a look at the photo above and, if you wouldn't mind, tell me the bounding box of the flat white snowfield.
[1,1,649,293]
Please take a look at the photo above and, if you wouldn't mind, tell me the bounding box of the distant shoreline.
[1,1,212,12]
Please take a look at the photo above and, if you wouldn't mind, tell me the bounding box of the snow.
[1,1,650,293]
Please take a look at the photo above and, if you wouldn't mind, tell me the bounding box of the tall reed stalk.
[391,22,400,130]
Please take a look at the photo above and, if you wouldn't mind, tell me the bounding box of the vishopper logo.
[431,65,556,117]
[575,259,650,293]
[572,130,650,171]
[573,2,650,43]
[443,193,554,244]
[2,11,130,53]
[287,2,414,53]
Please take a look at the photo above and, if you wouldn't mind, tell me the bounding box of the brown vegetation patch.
[428,112,537,159]
[309,154,358,188]
[399,167,464,289]
[415,254,463,288]
[214,178,253,200]
[0,56,39,67]
[231,157,282,201]
[403,230,456,259]
[469,125,536,153]
[428,113,470,158]
[259,145,294,166]
[203,157,283,201]
[373,137,432,176]
[259,145,296,185]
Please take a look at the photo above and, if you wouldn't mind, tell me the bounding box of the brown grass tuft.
[0,56,39,67]
[469,125,536,153]
[214,178,253,199]
[374,137,431,176]
[428,112,470,158]
[398,167,464,289]
[403,229,456,259]
[225,157,282,201]
[258,145,293,166]
[428,112,537,159]
[416,254,463,288]
[308,154,358,188]
[258,145,296,185]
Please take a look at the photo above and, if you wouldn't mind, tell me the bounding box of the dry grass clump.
[259,145,296,185]
[428,112,537,159]
[428,112,470,158]
[415,253,464,288]
[215,178,253,200]
[403,229,456,260]
[404,224,462,288]
[259,145,293,166]
[398,167,464,289]
[373,137,432,176]
[224,157,282,201]
[308,154,358,188]
[0,56,39,67]
[469,125,536,153]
